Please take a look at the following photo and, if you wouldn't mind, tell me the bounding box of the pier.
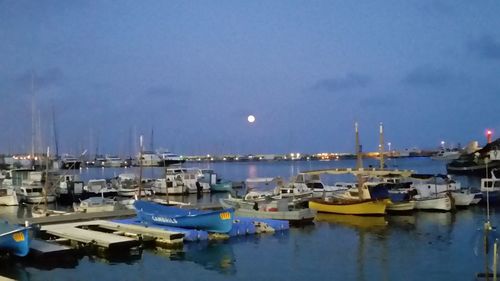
[39,220,184,250]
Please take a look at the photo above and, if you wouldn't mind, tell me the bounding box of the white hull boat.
[0,188,18,206]
[451,191,475,207]
[414,194,452,211]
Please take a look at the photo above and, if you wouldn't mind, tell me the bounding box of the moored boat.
[134,200,234,233]
[414,193,452,211]
[386,200,416,213]
[308,198,389,216]
[0,221,30,257]
[220,196,315,224]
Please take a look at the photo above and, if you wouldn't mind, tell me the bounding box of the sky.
[1,1,500,156]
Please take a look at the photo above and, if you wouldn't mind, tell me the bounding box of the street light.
[440,141,445,150]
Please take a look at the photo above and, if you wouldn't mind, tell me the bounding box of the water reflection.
[154,241,236,275]
[315,213,388,232]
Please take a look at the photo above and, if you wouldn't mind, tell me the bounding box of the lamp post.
[440,141,445,150]
[388,142,392,156]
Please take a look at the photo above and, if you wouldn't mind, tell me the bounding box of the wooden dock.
[40,220,183,250]
[17,209,136,226]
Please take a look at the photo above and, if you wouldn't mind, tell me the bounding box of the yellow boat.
[309,198,389,215]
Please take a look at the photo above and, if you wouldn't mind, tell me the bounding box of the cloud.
[467,35,500,60]
[402,65,452,87]
[312,73,371,93]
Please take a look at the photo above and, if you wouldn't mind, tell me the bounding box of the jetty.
[39,220,183,250]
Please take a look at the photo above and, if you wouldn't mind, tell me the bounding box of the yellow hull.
[309,199,388,215]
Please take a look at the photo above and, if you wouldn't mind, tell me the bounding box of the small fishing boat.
[0,221,30,257]
[0,187,18,206]
[386,200,416,212]
[220,195,316,224]
[414,193,452,211]
[73,196,117,213]
[309,198,389,216]
[210,180,233,193]
[134,200,234,233]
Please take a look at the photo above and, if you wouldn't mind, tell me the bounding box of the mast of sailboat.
[355,122,365,199]
[43,146,50,208]
[52,104,59,158]
[138,135,144,199]
[31,71,36,165]
[379,122,385,169]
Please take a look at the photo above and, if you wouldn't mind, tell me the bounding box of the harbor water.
[0,157,497,281]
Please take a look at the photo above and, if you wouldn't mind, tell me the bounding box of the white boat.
[83,179,118,198]
[157,151,185,166]
[16,184,56,204]
[73,197,117,213]
[115,173,140,197]
[0,188,18,206]
[431,150,461,161]
[165,168,209,193]
[103,155,123,167]
[450,190,476,207]
[151,178,186,195]
[414,193,452,211]
[136,151,161,166]
[60,154,82,169]
[291,173,347,197]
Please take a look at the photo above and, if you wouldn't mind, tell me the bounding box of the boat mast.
[52,104,59,159]
[138,135,144,198]
[43,146,50,208]
[31,71,36,165]
[379,122,384,169]
[355,122,364,199]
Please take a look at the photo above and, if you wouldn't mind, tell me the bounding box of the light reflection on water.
[0,158,497,280]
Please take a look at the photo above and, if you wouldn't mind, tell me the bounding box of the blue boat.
[134,200,234,233]
[210,180,233,193]
[0,221,30,257]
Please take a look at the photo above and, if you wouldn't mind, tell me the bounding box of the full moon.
[247,115,256,123]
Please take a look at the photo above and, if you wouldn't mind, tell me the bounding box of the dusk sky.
[1,1,500,156]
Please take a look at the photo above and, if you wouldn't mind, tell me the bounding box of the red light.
[487,130,492,135]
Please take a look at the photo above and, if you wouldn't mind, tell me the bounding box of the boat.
[103,155,124,167]
[431,150,461,161]
[309,198,389,216]
[134,200,234,233]
[83,179,118,198]
[55,174,85,204]
[478,170,500,205]
[157,151,185,166]
[115,173,141,197]
[16,184,56,204]
[0,221,30,257]
[414,193,452,211]
[447,139,500,176]
[60,154,82,169]
[136,151,161,167]
[73,196,117,213]
[0,187,18,206]
[151,178,186,195]
[386,200,416,212]
[165,168,209,193]
[220,195,316,224]
[200,170,233,193]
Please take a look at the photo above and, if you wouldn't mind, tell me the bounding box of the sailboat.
[308,122,394,216]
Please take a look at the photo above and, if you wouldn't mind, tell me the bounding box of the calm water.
[1,158,498,281]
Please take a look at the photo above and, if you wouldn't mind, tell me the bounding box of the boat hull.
[308,199,388,215]
[134,200,234,233]
[414,195,452,211]
[210,181,233,193]
[387,201,415,212]
[0,222,30,257]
